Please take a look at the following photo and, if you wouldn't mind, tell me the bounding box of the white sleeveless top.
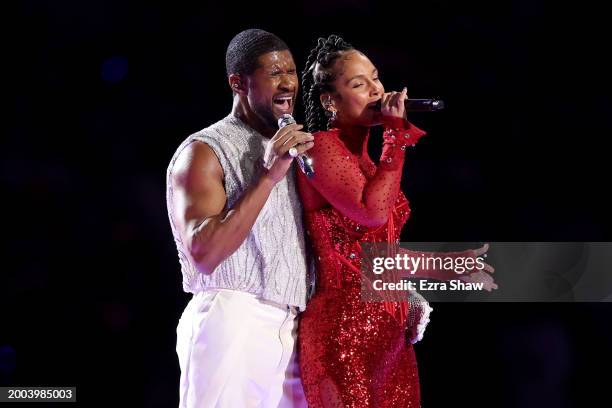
[166,114,310,309]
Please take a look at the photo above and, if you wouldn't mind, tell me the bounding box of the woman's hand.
[457,270,498,291]
[406,290,433,344]
[380,87,408,120]
[402,243,498,291]
[455,243,498,291]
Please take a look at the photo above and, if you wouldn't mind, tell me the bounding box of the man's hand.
[263,123,314,184]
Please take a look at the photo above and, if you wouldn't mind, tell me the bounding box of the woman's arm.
[304,120,425,227]
[397,244,497,290]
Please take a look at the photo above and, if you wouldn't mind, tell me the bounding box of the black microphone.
[375,98,445,112]
[278,114,315,178]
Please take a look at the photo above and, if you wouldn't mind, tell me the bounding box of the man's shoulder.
[171,115,234,160]
[167,116,226,174]
[189,114,234,140]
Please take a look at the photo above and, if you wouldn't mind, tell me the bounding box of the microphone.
[278,114,315,178]
[375,98,445,112]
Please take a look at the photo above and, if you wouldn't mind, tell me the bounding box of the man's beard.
[252,102,279,132]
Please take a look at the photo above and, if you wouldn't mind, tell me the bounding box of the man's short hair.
[225,29,290,76]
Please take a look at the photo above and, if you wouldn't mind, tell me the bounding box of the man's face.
[246,50,298,130]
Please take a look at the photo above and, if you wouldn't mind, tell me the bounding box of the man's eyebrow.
[267,65,297,72]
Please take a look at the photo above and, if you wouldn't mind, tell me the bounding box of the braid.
[301,35,354,133]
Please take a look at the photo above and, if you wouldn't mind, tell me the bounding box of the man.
[166,29,313,407]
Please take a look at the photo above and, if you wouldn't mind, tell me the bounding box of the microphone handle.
[296,155,315,179]
[375,98,445,112]
[405,98,445,112]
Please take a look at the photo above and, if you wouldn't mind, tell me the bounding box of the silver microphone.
[278,114,315,178]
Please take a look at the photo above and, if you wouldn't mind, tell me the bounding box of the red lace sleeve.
[303,120,426,227]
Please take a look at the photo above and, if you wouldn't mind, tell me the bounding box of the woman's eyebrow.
[346,69,377,83]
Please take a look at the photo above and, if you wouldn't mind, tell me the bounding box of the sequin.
[296,120,427,407]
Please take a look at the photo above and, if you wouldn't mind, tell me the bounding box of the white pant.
[176,289,307,408]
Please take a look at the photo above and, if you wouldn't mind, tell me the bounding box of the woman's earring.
[325,97,337,130]
[326,109,337,130]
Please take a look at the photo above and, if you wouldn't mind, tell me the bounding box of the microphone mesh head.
[278,114,296,128]
[432,100,445,110]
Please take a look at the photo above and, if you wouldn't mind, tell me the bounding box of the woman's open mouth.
[367,99,382,111]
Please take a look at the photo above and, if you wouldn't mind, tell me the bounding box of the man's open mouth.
[273,94,294,112]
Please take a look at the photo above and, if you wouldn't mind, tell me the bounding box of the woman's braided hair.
[301,35,354,133]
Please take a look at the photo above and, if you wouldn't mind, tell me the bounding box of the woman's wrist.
[382,115,410,130]
[383,117,426,150]
[380,132,407,170]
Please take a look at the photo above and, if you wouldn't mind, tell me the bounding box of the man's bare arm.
[171,141,275,275]
[171,123,314,275]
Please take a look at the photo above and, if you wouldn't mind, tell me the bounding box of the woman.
[296,35,494,407]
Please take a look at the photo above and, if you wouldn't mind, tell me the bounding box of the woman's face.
[323,51,385,128]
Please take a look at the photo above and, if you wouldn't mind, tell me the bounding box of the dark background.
[3,1,611,407]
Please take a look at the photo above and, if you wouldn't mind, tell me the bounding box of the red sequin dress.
[297,117,427,408]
